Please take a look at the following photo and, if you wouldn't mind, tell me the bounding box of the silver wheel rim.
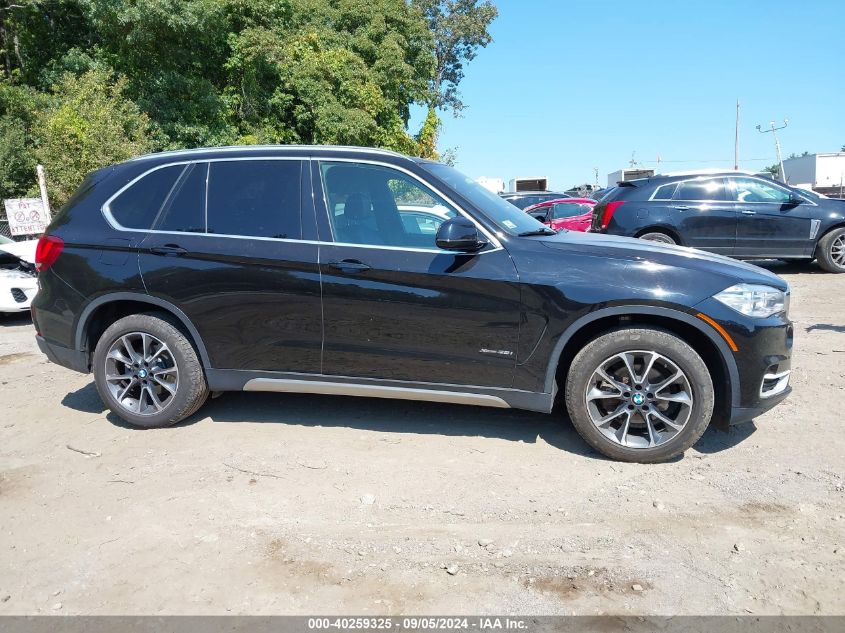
[831,234,845,267]
[584,350,693,449]
[641,233,675,244]
[105,332,179,415]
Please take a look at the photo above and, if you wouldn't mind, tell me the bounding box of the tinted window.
[207,160,302,239]
[729,177,791,203]
[651,183,677,200]
[320,162,457,248]
[155,163,207,233]
[675,179,727,201]
[110,165,184,229]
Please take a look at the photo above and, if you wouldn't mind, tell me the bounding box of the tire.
[815,227,845,273]
[564,327,714,463]
[638,232,677,245]
[93,312,209,428]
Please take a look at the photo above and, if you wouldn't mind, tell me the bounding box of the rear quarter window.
[109,165,185,229]
[109,165,185,230]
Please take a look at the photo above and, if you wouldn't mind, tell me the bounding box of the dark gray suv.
[593,172,845,272]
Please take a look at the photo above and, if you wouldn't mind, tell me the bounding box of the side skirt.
[205,369,554,414]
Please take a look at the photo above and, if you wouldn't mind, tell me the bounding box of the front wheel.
[564,328,714,463]
[816,227,845,273]
[93,313,209,428]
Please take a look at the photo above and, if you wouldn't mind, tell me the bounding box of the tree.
[762,164,780,177]
[413,0,497,114]
[34,68,156,206]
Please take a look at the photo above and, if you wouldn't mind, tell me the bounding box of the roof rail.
[128,144,406,163]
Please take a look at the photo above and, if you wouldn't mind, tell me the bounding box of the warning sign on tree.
[4,198,48,236]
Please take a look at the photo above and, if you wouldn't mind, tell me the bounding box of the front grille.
[11,288,27,303]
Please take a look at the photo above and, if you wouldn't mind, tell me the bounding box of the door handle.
[150,245,188,256]
[741,210,757,215]
[672,205,691,211]
[328,259,371,273]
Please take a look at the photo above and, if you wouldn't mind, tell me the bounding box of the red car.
[524,198,595,232]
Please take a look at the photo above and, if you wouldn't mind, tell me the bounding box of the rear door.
[314,159,521,388]
[137,158,323,373]
[667,178,736,254]
[728,177,817,257]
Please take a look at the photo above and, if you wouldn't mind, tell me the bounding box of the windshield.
[420,163,548,235]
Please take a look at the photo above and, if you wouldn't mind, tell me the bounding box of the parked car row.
[500,171,845,273]
[592,171,845,273]
[32,145,793,463]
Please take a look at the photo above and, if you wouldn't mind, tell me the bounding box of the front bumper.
[36,335,89,374]
[694,297,793,426]
[729,385,792,425]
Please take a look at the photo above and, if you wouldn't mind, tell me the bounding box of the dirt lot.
[0,261,843,615]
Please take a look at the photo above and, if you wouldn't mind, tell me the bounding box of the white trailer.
[783,153,845,196]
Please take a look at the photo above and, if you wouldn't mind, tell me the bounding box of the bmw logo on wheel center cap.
[632,392,645,406]
[138,368,148,379]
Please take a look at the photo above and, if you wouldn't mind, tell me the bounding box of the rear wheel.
[816,227,845,273]
[638,231,677,245]
[564,328,714,463]
[93,313,208,428]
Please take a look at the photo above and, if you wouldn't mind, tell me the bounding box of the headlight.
[713,284,786,318]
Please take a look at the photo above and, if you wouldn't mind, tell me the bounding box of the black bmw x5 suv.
[33,146,793,462]
[592,171,845,272]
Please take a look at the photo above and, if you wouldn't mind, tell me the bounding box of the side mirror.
[435,217,488,252]
[787,194,804,206]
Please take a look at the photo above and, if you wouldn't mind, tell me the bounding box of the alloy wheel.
[105,332,179,415]
[830,233,845,268]
[584,350,693,448]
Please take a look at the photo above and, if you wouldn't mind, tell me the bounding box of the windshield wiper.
[518,227,557,237]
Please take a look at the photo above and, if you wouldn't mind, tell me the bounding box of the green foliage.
[413,0,497,112]
[0,80,46,200]
[34,69,157,205]
[0,0,496,208]
[762,164,780,177]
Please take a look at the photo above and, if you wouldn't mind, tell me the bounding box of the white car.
[0,236,38,314]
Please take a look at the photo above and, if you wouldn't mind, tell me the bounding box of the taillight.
[35,235,64,272]
[599,200,626,230]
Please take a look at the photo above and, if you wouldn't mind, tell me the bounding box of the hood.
[537,231,789,291]
[0,239,37,264]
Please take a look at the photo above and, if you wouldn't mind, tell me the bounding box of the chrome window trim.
[102,155,503,254]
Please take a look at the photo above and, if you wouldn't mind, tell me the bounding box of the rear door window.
[207,160,303,239]
[109,165,184,229]
[675,179,727,201]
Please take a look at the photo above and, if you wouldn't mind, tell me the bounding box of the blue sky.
[411,0,845,189]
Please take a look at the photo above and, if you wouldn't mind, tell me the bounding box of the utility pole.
[756,119,788,183]
[734,100,740,170]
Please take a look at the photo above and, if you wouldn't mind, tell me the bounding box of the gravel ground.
[0,261,843,615]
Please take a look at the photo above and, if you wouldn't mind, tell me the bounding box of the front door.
[138,158,323,373]
[728,177,817,258]
[313,160,521,388]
